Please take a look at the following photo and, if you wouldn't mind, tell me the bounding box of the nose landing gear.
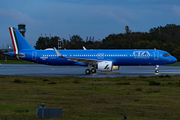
[155,65,159,73]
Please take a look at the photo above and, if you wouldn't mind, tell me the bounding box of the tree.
[125,26,131,34]
[172,47,180,61]
[46,36,58,48]
[35,37,47,49]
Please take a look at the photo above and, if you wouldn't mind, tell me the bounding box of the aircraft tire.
[155,70,159,73]
[85,69,91,74]
[91,68,96,73]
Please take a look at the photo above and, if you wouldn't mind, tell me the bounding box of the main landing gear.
[85,65,96,74]
[85,68,96,74]
[155,65,159,73]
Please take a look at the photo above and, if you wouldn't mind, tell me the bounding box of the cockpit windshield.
[163,53,170,57]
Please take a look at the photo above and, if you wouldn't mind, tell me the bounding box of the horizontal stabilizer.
[5,52,25,59]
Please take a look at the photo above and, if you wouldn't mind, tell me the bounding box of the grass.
[0,75,180,119]
[168,62,180,66]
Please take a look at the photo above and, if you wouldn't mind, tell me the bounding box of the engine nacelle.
[97,61,113,72]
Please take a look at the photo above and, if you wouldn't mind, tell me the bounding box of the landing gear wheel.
[155,65,159,73]
[155,70,159,73]
[91,68,96,73]
[85,69,91,74]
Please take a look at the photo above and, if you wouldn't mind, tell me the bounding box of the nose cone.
[170,57,177,64]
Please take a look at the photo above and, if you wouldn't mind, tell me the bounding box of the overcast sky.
[1,0,180,47]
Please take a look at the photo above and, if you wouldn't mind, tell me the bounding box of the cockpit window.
[163,53,170,57]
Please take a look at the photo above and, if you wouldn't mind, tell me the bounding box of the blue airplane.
[6,27,177,74]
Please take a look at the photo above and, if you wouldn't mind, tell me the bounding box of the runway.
[0,64,180,77]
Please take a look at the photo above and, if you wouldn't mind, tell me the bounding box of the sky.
[1,0,180,48]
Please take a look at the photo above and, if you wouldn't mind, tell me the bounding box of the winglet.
[83,46,86,50]
[54,47,65,58]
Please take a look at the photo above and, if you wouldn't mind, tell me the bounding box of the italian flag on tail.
[9,27,19,55]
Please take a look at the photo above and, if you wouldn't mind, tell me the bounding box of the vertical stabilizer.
[9,27,34,54]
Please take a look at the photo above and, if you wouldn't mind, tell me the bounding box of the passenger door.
[154,51,159,60]
[32,51,37,60]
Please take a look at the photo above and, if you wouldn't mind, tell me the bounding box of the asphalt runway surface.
[0,64,180,77]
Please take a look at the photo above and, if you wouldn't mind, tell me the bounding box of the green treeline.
[34,24,180,61]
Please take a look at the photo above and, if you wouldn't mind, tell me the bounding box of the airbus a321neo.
[6,27,177,74]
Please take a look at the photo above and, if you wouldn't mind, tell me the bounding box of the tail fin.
[9,27,34,54]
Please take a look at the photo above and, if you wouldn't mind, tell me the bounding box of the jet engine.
[97,61,113,72]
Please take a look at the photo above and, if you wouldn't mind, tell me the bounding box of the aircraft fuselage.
[13,49,176,66]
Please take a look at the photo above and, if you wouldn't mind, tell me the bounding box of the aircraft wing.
[54,47,102,65]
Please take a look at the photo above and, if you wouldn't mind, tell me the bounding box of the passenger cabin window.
[163,53,170,57]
